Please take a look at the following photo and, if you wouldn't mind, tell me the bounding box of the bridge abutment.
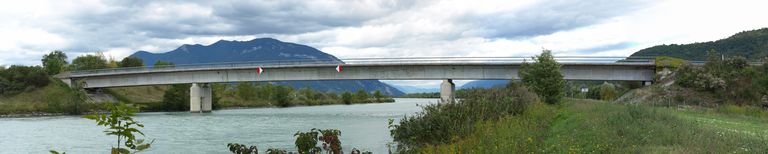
[190,83,212,113]
[440,79,455,103]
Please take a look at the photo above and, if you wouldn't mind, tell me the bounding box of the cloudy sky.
[1,0,767,87]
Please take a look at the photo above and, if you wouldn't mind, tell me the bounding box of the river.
[0,98,436,153]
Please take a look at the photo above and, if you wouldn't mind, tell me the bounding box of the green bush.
[0,65,50,96]
[272,86,293,107]
[600,82,617,101]
[390,85,538,149]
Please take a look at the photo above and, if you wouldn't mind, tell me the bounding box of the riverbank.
[422,98,768,153]
[0,84,397,118]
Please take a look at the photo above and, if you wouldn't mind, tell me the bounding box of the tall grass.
[0,79,99,115]
[390,85,538,151]
[422,99,768,153]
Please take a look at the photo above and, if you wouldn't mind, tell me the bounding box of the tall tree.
[162,84,191,111]
[41,50,68,75]
[519,49,565,104]
[72,53,108,70]
[119,56,144,68]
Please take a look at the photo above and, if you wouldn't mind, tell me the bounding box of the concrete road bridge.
[57,56,657,112]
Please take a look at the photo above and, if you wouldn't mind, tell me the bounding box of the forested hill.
[630,28,768,60]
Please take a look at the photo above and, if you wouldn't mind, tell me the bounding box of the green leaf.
[115,148,130,154]
[83,115,98,120]
[136,144,151,151]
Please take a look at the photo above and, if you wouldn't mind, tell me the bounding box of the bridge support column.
[190,83,212,113]
[201,83,212,112]
[440,79,455,103]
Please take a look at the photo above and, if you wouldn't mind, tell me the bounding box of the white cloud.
[0,0,767,70]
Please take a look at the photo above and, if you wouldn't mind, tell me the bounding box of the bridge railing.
[68,56,655,76]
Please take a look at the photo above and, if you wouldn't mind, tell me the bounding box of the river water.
[0,98,436,153]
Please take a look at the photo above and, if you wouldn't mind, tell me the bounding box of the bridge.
[56,57,657,112]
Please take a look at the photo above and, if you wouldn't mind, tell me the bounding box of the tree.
[72,53,108,70]
[84,103,153,154]
[519,49,565,104]
[162,84,191,111]
[41,51,68,75]
[107,56,119,68]
[153,60,174,68]
[236,82,256,101]
[119,56,144,68]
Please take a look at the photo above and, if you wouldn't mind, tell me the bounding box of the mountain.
[391,85,439,93]
[129,38,404,96]
[459,80,509,89]
[630,28,768,60]
[132,38,343,65]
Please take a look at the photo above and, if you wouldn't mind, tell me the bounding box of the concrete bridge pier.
[440,79,455,103]
[190,83,213,113]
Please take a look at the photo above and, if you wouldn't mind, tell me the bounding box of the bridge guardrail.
[68,56,656,77]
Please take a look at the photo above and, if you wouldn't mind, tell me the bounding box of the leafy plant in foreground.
[227,143,258,154]
[294,128,321,154]
[318,129,342,154]
[84,103,153,154]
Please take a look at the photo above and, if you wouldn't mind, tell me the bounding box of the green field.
[422,99,768,153]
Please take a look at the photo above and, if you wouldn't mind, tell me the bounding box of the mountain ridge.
[128,38,404,96]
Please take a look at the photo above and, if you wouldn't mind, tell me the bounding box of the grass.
[107,86,168,103]
[0,81,101,115]
[421,98,768,153]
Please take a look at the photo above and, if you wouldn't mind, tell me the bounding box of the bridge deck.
[57,57,657,88]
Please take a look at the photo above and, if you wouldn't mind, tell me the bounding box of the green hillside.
[631,28,768,60]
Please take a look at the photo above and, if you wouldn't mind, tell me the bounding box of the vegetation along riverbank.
[0,51,394,117]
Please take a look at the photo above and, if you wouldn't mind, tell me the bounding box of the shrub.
[318,129,342,154]
[390,85,538,149]
[600,82,617,101]
[341,92,353,104]
[272,86,293,107]
[294,129,321,154]
[0,65,50,96]
[227,143,257,154]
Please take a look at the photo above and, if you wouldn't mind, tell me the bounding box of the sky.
[1,0,767,88]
